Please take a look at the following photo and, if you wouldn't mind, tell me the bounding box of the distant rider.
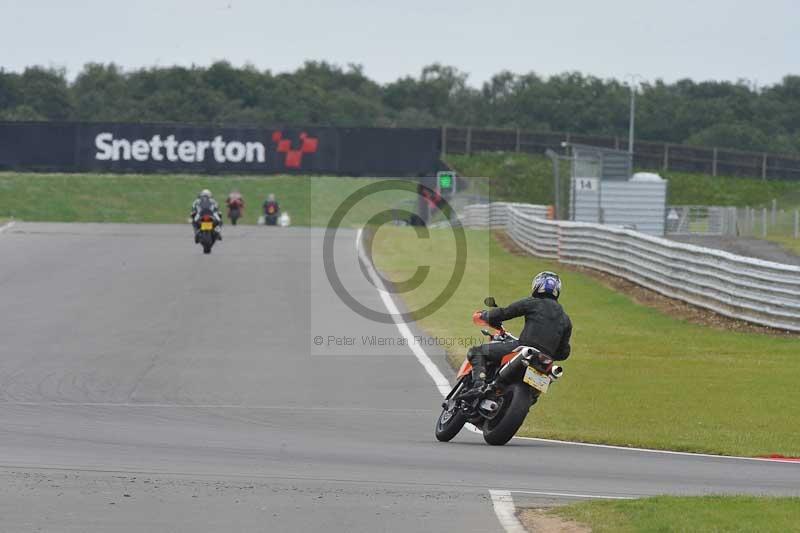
[262,193,280,225]
[190,189,223,242]
[226,189,245,224]
[467,271,572,392]
[226,189,244,211]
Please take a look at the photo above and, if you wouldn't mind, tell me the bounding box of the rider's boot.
[467,348,487,394]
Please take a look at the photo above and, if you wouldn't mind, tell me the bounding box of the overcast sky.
[1,0,797,87]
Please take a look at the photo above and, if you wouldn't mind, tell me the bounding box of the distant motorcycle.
[262,201,280,226]
[227,199,243,226]
[258,212,291,227]
[194,209,222,254]
[435,297,564,445]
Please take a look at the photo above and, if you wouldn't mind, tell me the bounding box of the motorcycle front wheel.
[435,401,468,442]
[482,382,532,446]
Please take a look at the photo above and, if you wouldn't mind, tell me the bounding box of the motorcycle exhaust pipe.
[550,365,563,380]
[497,350,531,381]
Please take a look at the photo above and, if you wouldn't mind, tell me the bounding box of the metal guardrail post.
[466,127,472,155]
[663,143,669,171]
[762,153,768,180]
[762,208,768,238]
[515,128,520,152]
[441,126,447,157]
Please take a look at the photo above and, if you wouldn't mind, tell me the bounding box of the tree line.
[1,61,799,155]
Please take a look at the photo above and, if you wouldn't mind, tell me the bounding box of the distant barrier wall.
[0,122,443,176]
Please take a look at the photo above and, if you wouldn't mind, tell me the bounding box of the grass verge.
[371,227,800,456]
[544,496,800,533]
[0,172,408,227]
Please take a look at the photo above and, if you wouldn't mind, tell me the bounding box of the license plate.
[200,221,213,230]
[523,366,550,393]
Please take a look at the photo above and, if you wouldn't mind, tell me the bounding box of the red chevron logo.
[272,131,319,168]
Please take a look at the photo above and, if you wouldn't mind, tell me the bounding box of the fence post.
[466,126,472,156]
[772,199,777,226]
[663,143,670,171]
[614,137,620,150]
[795,209,799,239]
[441,126,447,157]
[762,208,767,238]
[515,128,520,153]
[729,206,739,236]
[762,153,768,180]
[712,147,718,176]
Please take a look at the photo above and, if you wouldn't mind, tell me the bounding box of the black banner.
[0,121,444,176]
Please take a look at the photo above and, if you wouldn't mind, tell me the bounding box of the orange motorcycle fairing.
[455,350,518,379]
[500,351,517,366]
[456,358,472,379]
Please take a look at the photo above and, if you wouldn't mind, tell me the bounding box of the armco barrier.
[460,202,550,229]
[463,202,800,332]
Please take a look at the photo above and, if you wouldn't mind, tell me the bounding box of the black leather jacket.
[485,296,572,360]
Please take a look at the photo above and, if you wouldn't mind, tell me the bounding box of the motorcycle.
[435,297,564,446]
[262,202,280,226]
[227,200,243,225]
[195,209,222,254]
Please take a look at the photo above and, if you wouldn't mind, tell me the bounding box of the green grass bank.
[371,227,800,456]
[0,172,409,227]
[544,496,800,533]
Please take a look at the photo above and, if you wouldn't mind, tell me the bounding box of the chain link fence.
[442,126,800,181]
[665,204,800,240]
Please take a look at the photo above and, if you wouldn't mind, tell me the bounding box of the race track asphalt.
[0,222,797,532]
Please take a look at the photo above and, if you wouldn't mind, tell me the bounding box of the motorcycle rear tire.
[202,242,212,254]
[482,382,532,446]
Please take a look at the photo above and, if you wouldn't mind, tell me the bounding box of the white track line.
[489,490,526,533]
[511,489,636,500]
[356,228,451,396]
[487,489,636,532]
[357,228,800,465]
[0,220,15,234]
[506,435,800,463]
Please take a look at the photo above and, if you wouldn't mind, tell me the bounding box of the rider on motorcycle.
[467,271,572,391]
[262,193,280,225]
[191,189,223,242]
[226,190,244,210]
[226,189,244,224]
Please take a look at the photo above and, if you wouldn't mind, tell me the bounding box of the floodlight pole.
[628,86,635,154]
[625,74,642,155]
